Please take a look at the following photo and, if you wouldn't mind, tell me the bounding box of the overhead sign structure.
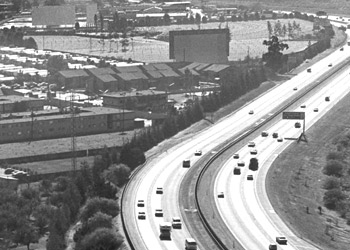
[282,111,305,120]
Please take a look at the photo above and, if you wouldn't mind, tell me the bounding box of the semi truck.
[159,222,172,240]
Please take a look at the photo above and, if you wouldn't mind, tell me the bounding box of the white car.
[237,160,245,167]
[218,192,224,198]
[156,187,163,194]
[314,108,319,112]
[172,217,182,229]
[138,212,146,220]
[250,149,258,155]
[249,110,254,115]
[155,209,163,217]
[137,200,145,207]
[194,150,202,156]
[248,141,255,147]
[233,153,239,159]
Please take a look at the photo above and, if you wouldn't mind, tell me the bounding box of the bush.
[323,188,346,209]
[322,176,340,190]
[323,160,344,177]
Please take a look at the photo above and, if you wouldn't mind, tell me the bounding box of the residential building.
[57,70,91,90]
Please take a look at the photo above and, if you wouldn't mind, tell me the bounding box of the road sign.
[282,111,305,120]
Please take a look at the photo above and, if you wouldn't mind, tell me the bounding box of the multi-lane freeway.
[122,29,350,250]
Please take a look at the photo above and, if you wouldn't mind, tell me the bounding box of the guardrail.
[194,56,350,249]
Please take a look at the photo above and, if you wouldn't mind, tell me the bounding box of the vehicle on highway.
[293,87,297,91]
[300,104,306,108]
[250,149,258,155]
[137,200,145,207]
[261,131,269,137]
[183,159,191,168]
[314,108,319,112]
[325,96,330,101]
[172,217,182,229]
[155,209,163,217]
[156,187,163,194]
[194,150,202,156]
[307,68,311,73]
[269,243,277,250]
[248,141,255,147]
[295,122,301,128]
[328,63,332,67]
[233,167,241,175]
[138,212,146,220]
[237,160,245,167]
[218,192,225,198]
[185,238,197,250]
[249,110,254,115]
[159,222,172,240]
[277,137,283,142]
[233,153,239,159]
[247,175,253,180]
[248,158,259,171]
[272,132,278,138]
[276,236,288,244]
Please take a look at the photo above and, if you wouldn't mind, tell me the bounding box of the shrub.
[323,160,344,177]
[322,176,340,190]
[323,188,346,209]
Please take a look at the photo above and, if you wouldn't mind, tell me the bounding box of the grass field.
[31,19,314,62]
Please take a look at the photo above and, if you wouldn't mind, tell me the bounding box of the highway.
[214,63,350,250]
[122,33,350,250]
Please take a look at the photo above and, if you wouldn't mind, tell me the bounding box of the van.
[183,159,190,168]
[185,238,197,250]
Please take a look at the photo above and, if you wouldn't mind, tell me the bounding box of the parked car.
[314,108,319,112]
[277,137,283,142]
[272,132,278,138]
[237,160,245,167]
[233,153,239,159]
[249,110,254,115]
[172,217,182,229]
[307,68,311,73]
[250,149,258,155]
[248,141,256,147]
[233,167,241,175]
[325,96,330,101]
[293,87,298,91]
[247,175,253,180]
[269,243,277,250]
[194,150,202,156]
[295,122,301,128]
[300,104,306,108]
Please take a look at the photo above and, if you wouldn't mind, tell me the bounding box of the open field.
[31,19,313,62]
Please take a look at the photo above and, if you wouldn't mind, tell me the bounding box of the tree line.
[0,26,38,49]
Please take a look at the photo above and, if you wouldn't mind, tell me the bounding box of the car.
[249,110,254,115]
[247,175,253,180]
[233,167,241,175]
[194,150,202,156]
[328,63,333,67]
[295,122,301,128]
[277,137,283,142]
[269,243,277,250]
[172,217,182,229]
[137,200,145,207]
[307,68,311,73]
[218,192,225,198]
[314,108,319,112]
[237,160,245,167]
[156,187,163,194]
[248,141,255,147]
[233,153,239,159]
[293,87,298,91]
[305,59,309,63]
[183,159,190,168]
[272,132,278,138]
[325,96,330,101]
[155,209,163,217]
[250,149,258,155]
[276,236,288,244]
[261,131,269,137]
[300,104,306,108]
[340,47,344,51]
[138,212,146,220]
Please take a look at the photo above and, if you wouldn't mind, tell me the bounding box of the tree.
[282,24,287,37]
[13,222,39,250]
[103,163,131,187]
[202,15,208,23]
[47,55,68,76]
[94,14,98,29]
[46,229,65,250]
[262,36,289,70]
[195,13,201,25]
[267,21,272,38]
[23,37,38,49]
[75,22,80,30]
[323,188,346,209]
[79,228,123,250]
[274,20,282,36]
[323,160,344,177]
[79,197,119,223]
[100,12,104,31]
[323,177,341,190]
[163,13,170,25]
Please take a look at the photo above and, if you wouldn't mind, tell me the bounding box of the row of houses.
[57,61,232,93]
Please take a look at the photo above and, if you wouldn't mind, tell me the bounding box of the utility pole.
[70,92,79,175]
